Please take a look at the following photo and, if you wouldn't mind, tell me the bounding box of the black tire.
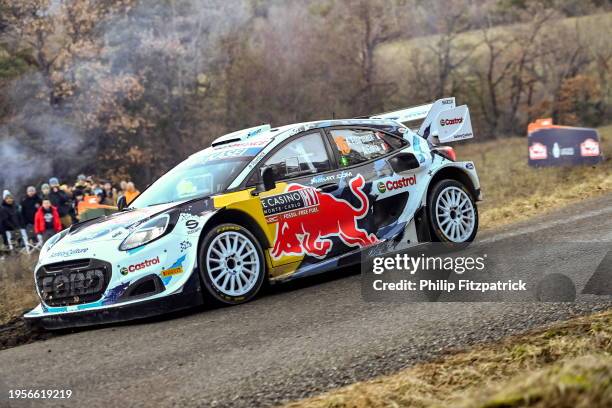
[427,179,479,245]
[198,223,266,305]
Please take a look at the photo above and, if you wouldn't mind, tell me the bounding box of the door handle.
[317,183,338,193]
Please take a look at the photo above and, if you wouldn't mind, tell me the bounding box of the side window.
[329,129,392,167]
[380,132,408,150]
[263,132,331,181]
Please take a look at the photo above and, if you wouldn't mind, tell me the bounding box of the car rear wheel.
[428,179,478,244]
[199,223,265,305]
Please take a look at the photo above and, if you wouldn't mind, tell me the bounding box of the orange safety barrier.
[527,118,556,134]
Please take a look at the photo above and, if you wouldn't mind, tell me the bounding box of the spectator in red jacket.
[34,199,63,241]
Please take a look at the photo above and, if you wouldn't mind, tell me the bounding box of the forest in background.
[0,0,610,189]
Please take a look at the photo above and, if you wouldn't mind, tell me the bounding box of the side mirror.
[260,166,276,191]
[251,166,277,196]
[389,153,421,173]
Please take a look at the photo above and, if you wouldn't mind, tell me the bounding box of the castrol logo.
[440,118,463,126]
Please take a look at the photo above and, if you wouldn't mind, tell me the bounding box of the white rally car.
[25,98,481,329]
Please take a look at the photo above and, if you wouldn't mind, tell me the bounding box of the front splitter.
[24,270,203,330]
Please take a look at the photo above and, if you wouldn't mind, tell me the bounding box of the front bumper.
[26,206,212,329]
[24,269,203,330]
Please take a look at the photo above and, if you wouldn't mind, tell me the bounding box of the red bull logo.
[270,175,379,259]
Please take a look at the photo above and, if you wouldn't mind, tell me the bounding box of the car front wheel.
[428,179,478,244]
[199,223,265,305]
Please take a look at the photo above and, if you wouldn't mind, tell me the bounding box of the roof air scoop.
[211,124,271,147]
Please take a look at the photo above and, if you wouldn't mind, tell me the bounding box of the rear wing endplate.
[370,97,474,144]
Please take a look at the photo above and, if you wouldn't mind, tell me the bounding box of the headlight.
[119,214,170,251]
[40,229,69,256]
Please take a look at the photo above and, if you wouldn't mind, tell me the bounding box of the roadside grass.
[0,254,38,325]
[284,310,612,408]
[459,124,612,229]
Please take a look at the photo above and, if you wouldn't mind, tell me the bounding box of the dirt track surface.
[1,194,611,408]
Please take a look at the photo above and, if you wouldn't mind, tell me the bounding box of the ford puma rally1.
[25,97,482,329]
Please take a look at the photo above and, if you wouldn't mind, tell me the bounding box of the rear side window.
[380,132,407,150]
[329,129,392,167]
[262,132,331,181]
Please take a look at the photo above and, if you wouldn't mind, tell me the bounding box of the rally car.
[25,97,481,329]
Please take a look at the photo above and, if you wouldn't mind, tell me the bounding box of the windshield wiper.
[147,201,174,207]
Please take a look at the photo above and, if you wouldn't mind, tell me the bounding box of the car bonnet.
[61,202,182,245]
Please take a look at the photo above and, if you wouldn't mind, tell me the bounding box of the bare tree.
[417,1,480,99]
[505,8,556,132]
[311,0,406,115]
[535,20,592,123]
[472,10,520,135]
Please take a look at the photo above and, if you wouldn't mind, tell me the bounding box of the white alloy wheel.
[434,186,476,243]
[205,231,261,297]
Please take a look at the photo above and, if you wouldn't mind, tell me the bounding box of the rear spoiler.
[370,97,474,144]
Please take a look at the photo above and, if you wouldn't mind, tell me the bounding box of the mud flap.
[414,206,432,243]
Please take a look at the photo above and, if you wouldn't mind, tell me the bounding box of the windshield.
[129,148,258,208]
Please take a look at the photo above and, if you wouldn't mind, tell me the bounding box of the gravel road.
[1,194,611,408]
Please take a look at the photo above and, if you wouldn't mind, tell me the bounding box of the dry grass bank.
[284,310,612,408]
[459,124,612,229]
[0,254,38,325]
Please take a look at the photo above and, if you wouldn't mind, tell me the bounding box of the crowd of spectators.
[0,175,141,249]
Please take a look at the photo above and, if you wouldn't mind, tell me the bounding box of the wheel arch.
[423,164,480,205]
[196,208,270,303]
[197,208,271,253]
